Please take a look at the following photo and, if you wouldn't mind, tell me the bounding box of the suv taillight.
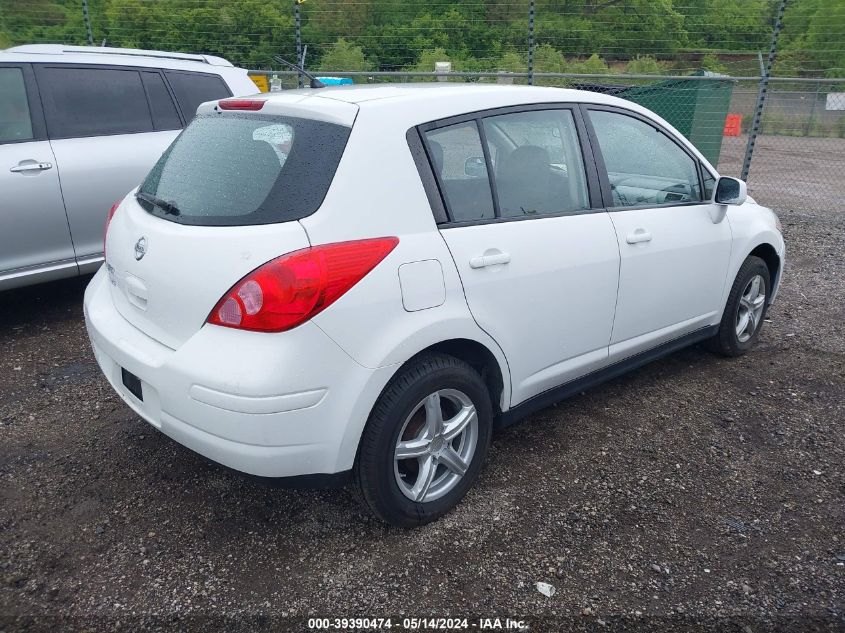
[103,200,120,259]
[207,237,399,333]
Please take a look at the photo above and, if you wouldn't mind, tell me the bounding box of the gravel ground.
[1,150,843,631]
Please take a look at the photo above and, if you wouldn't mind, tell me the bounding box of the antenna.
[273,56,325,89]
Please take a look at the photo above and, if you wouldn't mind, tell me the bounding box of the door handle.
[626,229,652,244]
[469,251,511,269]
[10,162,53,173]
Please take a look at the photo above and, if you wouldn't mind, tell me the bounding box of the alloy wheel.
[735,274,766,343]
[393,389,478,503]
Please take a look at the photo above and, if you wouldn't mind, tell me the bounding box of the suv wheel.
[709,255,771,357]
[354,353,492,527]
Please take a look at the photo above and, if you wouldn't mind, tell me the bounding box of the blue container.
[316,77,354,86]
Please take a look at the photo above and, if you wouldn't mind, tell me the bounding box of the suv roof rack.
[4,44,234,67]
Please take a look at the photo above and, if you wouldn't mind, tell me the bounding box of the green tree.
[625,55,667,75]
[103,0,295,68]
[410,47,451,77]
[701,53,728,74]
[318,38,371,73]
[569,53,610,74]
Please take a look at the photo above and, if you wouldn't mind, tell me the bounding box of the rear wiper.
[136,191,181,216]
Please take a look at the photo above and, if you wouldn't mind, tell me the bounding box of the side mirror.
[714,176,747,205]
[464,156,486,178]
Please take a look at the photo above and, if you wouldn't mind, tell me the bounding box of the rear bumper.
[83,268,393,477]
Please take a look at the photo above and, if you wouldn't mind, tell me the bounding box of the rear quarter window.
[138,113,351,226]
[165,71,231,120]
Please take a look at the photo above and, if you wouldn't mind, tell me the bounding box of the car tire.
[708,255,771,357]
[353,353,492,527]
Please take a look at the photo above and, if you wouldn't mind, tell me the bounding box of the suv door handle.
[469,251,511,268]
[10,162,53,173]
[626,229,652,244]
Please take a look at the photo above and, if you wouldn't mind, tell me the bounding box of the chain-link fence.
[2,0,844,211]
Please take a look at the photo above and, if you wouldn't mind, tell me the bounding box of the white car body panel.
[439,215,620,405]
[83,84,785,480]
[104,194,311,349]
[606,202,733,360]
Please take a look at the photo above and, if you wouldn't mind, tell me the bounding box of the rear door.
[34,64,185,269]
[422,106,620,406]
[583,106,732,360]
[0,63,75,283]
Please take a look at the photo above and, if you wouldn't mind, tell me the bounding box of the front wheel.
[354,353,492,527]
[709,255,771,357]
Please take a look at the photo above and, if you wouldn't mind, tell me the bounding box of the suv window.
[589,110,702,207]
[165,71,231,120]
[0,68,34,143]
[142,71,181,130]
[138,113,350,226]
[482,109,589,218]
[424,122,495,222]
[38,66,154,138]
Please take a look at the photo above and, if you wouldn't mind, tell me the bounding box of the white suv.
[84,84,785,526]
[0,45,257,289]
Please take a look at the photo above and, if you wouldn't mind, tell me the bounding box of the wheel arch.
[335,333,511,473]
[408,338,506,418]
[748,242,781,297]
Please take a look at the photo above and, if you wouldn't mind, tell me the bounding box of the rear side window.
[142,71,181,130]
[482,109,589,218]
[165,71,231,120]
[0,68,33,143]
[424,122,495,222]
[37,66,154,138]
[138,114,351,226]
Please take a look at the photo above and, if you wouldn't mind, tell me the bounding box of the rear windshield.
[138,113,351,225]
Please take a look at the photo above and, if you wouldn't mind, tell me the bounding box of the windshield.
[138,113,351,226]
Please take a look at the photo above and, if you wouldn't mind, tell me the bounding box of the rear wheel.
[354,353,492,527]
[709,256,771,357]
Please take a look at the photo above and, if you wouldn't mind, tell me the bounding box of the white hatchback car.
[84,84,785,526]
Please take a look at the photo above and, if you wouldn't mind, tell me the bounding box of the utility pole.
[294,0,304,88]
[82,0,94,45]
[741,0,788,181]
[527,0,535,86]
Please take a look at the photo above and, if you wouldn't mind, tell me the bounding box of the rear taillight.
[218,99,265,111]
[103,200,120,259]
[207,237,399,333]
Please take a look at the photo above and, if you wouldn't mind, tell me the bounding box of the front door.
[584,107,732,360]
[422,108,620,406]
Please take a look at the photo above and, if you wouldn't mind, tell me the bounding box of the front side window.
[139,113,350,226]
[0,68,34,143]
[482,109,589,218]
[424,122,495,222]
[38,66,154,138]
[589,110,702,208]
